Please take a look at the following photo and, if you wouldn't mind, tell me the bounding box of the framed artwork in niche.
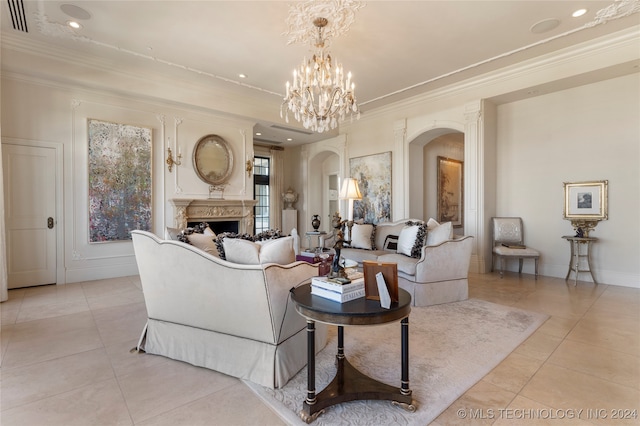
[437,156,463,228]
[88,119,152,242]
[349,151,392,224]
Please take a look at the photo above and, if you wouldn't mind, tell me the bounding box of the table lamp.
[340,177,362,223]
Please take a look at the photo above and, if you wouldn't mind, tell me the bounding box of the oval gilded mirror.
[192,134,234,185]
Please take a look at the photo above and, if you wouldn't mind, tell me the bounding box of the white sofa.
[131,230,328,389]
[336,219,474,307]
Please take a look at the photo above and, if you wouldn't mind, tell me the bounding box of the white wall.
[495,73,640,287]
[1,76,255,283]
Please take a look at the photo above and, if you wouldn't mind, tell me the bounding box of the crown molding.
[351,25,640,123]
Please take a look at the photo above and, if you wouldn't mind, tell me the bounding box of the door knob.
[47,217,54,229]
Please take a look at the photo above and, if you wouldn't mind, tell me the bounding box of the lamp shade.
[339,178,362,200]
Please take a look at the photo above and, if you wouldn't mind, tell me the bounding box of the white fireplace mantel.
[169,198,258,234]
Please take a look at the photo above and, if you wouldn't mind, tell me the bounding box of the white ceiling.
[2,1,639,145]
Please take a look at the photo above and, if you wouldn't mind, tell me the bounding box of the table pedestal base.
[300,320,416,423]
[300,356,415,423]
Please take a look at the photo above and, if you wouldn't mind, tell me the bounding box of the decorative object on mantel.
[280,0,364,133]
[282,187,298,210]
[166,146,182,172]
[208,184,226,200]
[563,180,608,237]
[193,134,234,185]
[311,214,321,231]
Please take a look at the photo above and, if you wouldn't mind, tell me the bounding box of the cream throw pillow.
[350,223,374,250]
[397,225,420,257]
[426,220,453,246]
[223,238,261,264]
[223,236,295,265]
[188,232,219,257]
[258,236,295,264]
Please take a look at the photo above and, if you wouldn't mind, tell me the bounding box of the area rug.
[244,298,548,426]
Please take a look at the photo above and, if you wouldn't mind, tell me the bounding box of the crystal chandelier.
[281,17,360,133]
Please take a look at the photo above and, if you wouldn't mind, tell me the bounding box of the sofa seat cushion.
[376,253,419,276]
[340,248,385,264]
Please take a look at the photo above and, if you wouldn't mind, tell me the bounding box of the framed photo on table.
[563,180,608,220]
[362,260,398,302]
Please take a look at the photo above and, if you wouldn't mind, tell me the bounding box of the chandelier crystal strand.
[281,16,359,133]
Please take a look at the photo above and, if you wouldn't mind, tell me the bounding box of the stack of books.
[311,276,365,303]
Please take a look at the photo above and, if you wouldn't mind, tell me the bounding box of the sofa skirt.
[399,277,468,307]
[142,318,328,389]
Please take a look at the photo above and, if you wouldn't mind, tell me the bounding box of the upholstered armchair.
[491,217,540,278]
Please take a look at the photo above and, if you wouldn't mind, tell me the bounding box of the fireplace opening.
[188,221,239,234]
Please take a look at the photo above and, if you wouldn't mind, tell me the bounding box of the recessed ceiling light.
[572,9,587,18]
[255,132,262,136]
[239,74,247,79]
[287,138,293,141]
[530,18,560,34]
[67,21,82,29]
[60,4,91,20]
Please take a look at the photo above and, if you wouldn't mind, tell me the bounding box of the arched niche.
[408,129,465,234]
[302,135,346,234]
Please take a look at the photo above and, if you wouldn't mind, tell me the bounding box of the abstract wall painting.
[88,119,152,242]
[349,151,392,224]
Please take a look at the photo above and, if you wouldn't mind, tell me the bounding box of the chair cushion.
[350,223,375,250]
[493,246,540,257]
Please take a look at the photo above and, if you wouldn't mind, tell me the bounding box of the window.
[254,156,270,233]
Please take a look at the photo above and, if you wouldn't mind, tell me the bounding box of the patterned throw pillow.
[397,221,428,258]
[382,234,399,251]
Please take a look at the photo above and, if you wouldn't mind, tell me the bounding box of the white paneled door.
[2,144,57,288]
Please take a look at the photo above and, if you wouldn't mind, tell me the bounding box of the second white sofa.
[337,219,474,307]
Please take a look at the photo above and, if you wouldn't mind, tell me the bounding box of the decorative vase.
[282,187,298,210]
[311,214,321,231]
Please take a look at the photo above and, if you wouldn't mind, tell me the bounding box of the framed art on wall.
[437,156,463,227]
[349,151,392,224]
[88,119,152,242]
[563,180,608,220]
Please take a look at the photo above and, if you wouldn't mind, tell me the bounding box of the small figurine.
[575,227,584,238]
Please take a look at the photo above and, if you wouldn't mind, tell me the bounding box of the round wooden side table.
[291,284,415,423]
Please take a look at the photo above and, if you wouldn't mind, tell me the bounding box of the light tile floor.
[1,273,638,425]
